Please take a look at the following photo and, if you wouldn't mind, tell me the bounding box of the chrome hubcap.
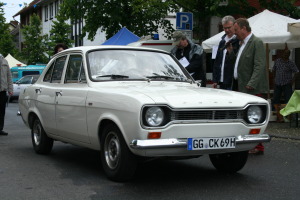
[33,122,41,146]
[104,132,120,169]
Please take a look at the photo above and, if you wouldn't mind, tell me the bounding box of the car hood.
[93,82,267,108]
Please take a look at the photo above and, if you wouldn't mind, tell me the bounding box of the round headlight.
[145,107,164,126]
[247,105,262,124]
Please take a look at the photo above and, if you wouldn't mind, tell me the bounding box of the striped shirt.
[273,58,299,85]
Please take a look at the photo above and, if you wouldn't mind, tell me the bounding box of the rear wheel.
[31,118,53,154]
[209,151,248,173]
[100,123,137,181]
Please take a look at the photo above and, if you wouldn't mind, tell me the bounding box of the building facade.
[13,0,106,50]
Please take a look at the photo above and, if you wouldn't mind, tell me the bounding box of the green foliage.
[258,0,300,19]
[0,3,18,57]
[58,0,300,43]
[60,0,177,40]
[47,11,73,56]
[22,13,49,65]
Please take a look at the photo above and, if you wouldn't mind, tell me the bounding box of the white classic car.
[19,46,271,181]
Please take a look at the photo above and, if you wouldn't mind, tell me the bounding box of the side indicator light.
[249,129,260,134]
[148,132,161,139]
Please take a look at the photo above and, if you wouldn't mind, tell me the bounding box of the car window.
[87,50,189,82]
[17,76,32,84]
[32,76,39,84]
[51,56,67,83]
[65,55,86,83]
[43,62,55,82]
[12,71,18,79]
[43,56,67,83]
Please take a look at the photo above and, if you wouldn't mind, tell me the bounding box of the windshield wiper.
[146,75,174,80]
[97,74,129,79]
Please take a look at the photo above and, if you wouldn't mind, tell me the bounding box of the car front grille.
[169,110,244,121]
[141,104,268,128]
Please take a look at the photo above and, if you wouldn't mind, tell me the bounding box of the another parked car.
[18,46,271,181]
[11,75,39,101]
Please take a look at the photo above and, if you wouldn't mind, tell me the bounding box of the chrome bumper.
[130,134,271,149]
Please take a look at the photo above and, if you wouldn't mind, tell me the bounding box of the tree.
[171,0,300,41]
[47,11,73,56]
[22,13,48,65]
[0,3,17,57]
[60,0,177,40]
[60,0,300,43]
[258,0,300,19]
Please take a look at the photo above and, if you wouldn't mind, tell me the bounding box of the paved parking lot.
[1,102,299,200]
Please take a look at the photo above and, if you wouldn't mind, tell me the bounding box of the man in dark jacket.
[171,31,206,86]
[213,15,239,90]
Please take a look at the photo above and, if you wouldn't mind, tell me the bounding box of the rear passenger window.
[51,56,67,83]
[43,56,67,83]
[43,62,54,82]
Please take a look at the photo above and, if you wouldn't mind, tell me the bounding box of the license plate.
[187,137,236,150]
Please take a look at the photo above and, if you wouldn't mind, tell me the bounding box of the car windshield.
[87,50,190,82]
[17,76,33,84]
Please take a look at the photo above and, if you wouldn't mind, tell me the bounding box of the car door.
[35,56,67,135]
[54,54,90,143]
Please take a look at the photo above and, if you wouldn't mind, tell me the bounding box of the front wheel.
[100,124,137,182]
[31,118,53,154]
[209,151,248,173]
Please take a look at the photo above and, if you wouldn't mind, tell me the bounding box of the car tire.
[31,118,53,154]
[100,123,137,182]
[209,151,248,173]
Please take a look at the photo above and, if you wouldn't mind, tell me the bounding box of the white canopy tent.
[288,22,300,34]
[202,9,300,52]
[5,54,26,68]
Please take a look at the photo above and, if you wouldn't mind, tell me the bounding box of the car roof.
[59,45,170,54]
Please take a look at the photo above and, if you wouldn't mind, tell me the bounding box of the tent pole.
[266,43,270,100]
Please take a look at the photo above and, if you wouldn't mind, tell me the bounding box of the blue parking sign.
[176,12,193,30]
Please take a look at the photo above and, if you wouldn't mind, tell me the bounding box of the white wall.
[155,15,177,40]
[210,16,222,37]
[41,0,106,47]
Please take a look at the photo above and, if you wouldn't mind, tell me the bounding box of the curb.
[269,134,300,141]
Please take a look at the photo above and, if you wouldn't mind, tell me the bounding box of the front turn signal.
[148,132,161,139]
[249,129,260,135]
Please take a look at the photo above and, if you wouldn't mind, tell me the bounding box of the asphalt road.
[0,102,300,200]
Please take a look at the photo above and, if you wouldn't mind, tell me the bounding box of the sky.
[2,0,33,22]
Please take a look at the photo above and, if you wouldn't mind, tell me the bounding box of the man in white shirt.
[213,16,239,90]
[231,18,269,155]
[231,18,268,94]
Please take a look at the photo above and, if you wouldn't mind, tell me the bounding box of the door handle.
[35,88,41,93]
[55,91,63,96]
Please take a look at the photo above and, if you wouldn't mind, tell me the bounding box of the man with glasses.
[213,16,239,90]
